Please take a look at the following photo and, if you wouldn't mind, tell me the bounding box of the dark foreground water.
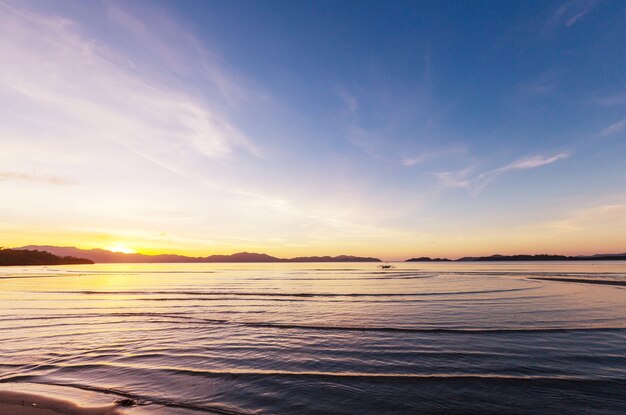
[0,262,625,414]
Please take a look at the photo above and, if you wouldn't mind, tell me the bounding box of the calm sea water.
[1,262,625,414]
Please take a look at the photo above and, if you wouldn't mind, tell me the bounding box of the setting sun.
[105,244,136,254]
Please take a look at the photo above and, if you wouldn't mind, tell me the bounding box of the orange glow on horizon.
[104,244,137,254]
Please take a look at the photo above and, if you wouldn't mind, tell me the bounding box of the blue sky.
[1,0,625,259]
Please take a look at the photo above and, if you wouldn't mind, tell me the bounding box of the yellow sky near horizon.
[5,203,626,261]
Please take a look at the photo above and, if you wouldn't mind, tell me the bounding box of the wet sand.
[0,390,124,415]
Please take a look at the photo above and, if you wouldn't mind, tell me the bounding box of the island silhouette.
[2,246,625,266]
[407,253,626,262]
[0,248,94,266]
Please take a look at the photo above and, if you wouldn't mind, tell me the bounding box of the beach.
[0,390,123,415]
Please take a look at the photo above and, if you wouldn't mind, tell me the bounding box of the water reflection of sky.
[1,263,625,414]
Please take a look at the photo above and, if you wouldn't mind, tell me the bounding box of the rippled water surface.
[1,262,625,414]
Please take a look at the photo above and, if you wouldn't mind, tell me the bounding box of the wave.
[10,295,540,305]
[2,310,623,335]
[42,286,538,298]
[446,270,626,278]
[226,274,436,281]
[0,271,218,279]
[192,321,624,335]
[0,275,81,280]
[0,309,267,323]
[529,277,626,287]
[2,372,623,415]
[3,368,624,386]
[62,270,216,274]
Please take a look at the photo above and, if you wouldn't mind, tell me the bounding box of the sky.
[1,0,625,260]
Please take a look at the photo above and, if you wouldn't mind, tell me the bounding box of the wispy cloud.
[551,0,600,28]
[402,146,467,167]
[596,118,626,138]
[104,4,259,109]
[587,93,626,106]
[0,1,260,172]
[337,49,441,162]
[0,171,71,185]
[432,152,571,192]
[403,154,431,167]
[335,87,358,114]
[0,2,405,251]
[478,152,570,184]
[518,71,559,96]
[431,169,473,189]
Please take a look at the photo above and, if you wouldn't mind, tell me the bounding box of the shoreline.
[0,391,124,415]
[0,384,129,415]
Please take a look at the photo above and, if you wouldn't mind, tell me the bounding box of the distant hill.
[286,255,381,262]
[406,253,626,262]
[457,254,626,261]
[457,254,571,261]
[406,257,452,262]
[586,253,626,259]
[0,248,93,266]
[18,246,381,263]
[204,252,281,262]
[19,246,203,263]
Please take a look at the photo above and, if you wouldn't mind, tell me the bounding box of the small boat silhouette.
[378,264,395,269]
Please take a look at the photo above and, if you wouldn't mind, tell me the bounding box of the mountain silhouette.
[0,248,93,266]
[17,246,381,263]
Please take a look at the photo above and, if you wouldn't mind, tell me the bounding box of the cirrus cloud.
[432,151,571,192]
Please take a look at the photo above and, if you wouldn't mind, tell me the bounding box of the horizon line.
[9,245,626,263]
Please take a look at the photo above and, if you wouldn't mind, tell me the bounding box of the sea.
[0,262,625,414]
